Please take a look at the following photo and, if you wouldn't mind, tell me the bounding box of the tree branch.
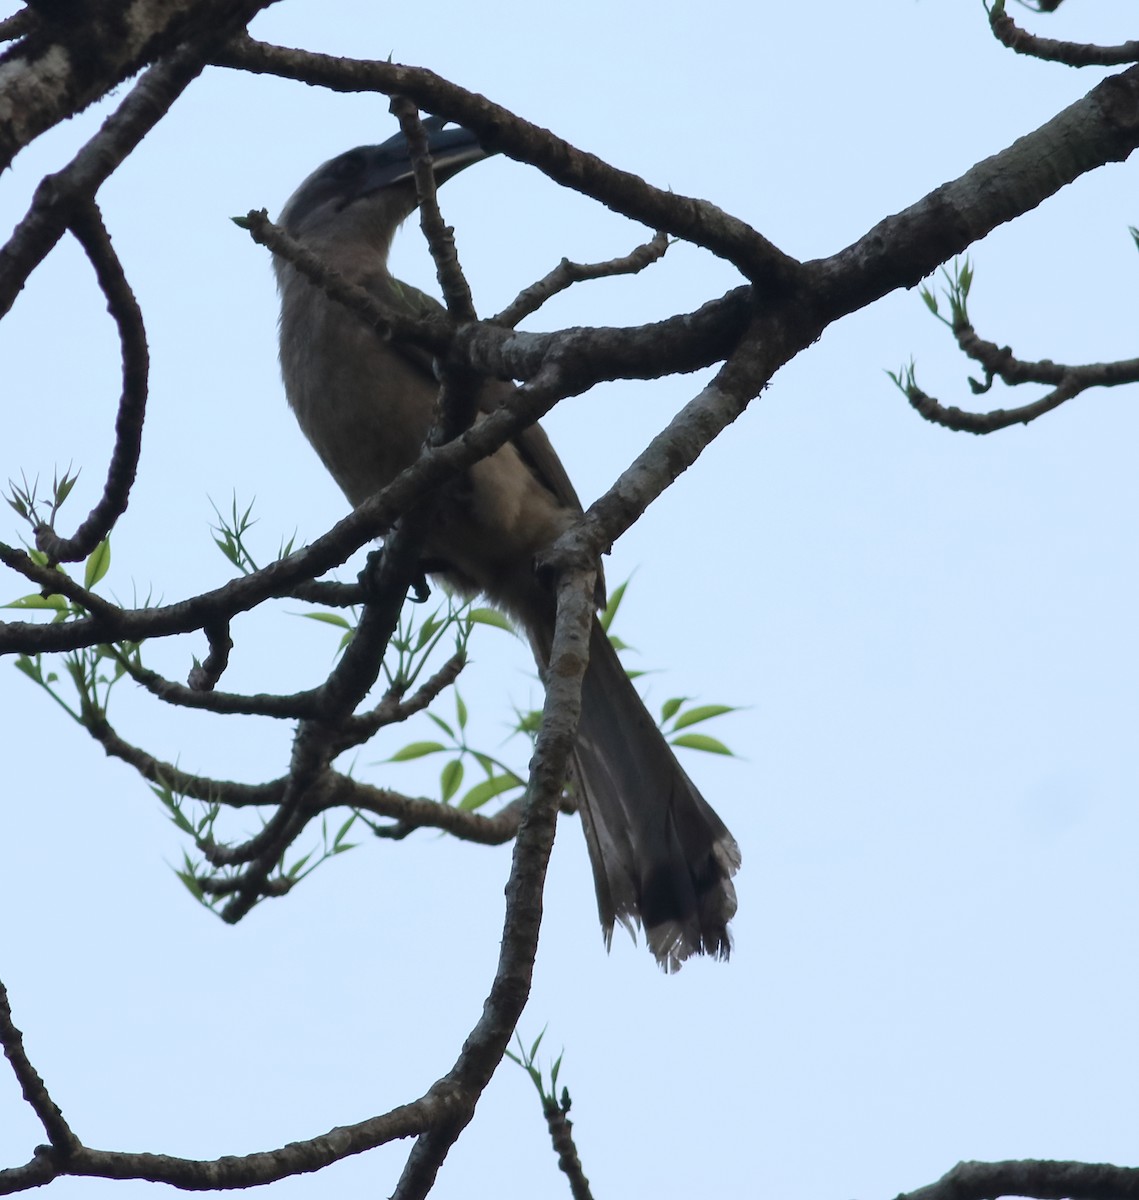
[0,0,276,172]
[899,1159,1139,1200]
[494,231,670,328]
[213,34,801,289]
[0,979,79,1157]
[811,65,1139,318]
[989,7,1139,66]
[391,565,595,1200]
[33,202,148,565]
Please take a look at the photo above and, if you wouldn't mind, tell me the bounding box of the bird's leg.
[357,548,456,604]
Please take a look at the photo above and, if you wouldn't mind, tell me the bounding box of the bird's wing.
[363,271,588,516]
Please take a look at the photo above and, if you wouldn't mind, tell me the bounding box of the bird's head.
[278,117,492,254]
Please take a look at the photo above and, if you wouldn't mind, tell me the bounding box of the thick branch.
[811,65,1139,317]
[0,0,275,171]
[213,34,800,288]
[899,1160,1139,1200]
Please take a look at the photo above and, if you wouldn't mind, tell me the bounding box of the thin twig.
[391,98,478,322]
[495,231,670,328]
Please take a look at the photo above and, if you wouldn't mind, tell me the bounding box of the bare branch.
[564,309,807,565]
[990,7,1139,66]
[391,97,478,323]
[900,318,1139,435]
[905,374,1081,434]
[34,203,148,565]
[0,979,79,1157]
[812,65,1139,317]
[953,326,1139,394]
[0,1094,444,1195]
[107,648,328,720]
[542,1097,593,1200]
[186,619,234,691]
[0,0,274,171]
[236,208,453,354]
[392,565,595,1200]
[0,541,122,623]
[495,231,670,328]
[84,711,285,808]
[899,1159,1139,1200]
[0,45,218,322]
[213,34,801,289]
[337,651,467,746]
[342,777,527,845]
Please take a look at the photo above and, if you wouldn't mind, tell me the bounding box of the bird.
[273,117,740,970]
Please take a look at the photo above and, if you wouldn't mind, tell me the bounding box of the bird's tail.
[569,619,741,971]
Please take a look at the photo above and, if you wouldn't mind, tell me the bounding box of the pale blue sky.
[2,3,1137,1198]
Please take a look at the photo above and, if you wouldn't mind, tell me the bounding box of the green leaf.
[286,852,312,879]
[4,593,68,611]
[458,772,524,811]
[529,1028,545,1060]
[919,286,938,314]
[13,655,41,682]
[672,703,736,730]
[471,751,497,775]
[333,814,357,847]
[176,853,205,902]
[414,616,442,650]
[300,611,354,629]
[660,696,686,722]
[83,538,111,589]
[440,758,464,802]
[600,579,628,632]
[671,732,733,756]
[54,470,79,506]
[468,607,512,631]
[455,691,468,730]
[427,712,455,739]
[387,740,446,762]
[514,708,542,735]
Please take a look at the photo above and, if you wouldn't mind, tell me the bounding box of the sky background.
[2,2,1138,1198]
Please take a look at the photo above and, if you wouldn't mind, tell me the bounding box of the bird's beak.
[361,117,491,194]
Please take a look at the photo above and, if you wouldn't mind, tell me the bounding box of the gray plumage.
[274,120,740,969]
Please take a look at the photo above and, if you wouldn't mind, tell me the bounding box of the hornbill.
[274,117,740,969]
